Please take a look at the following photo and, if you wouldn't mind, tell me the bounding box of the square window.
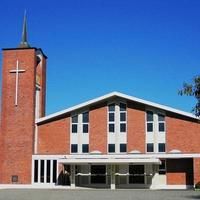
[71,144,78,153]
[147,143,154,152]
[158,143,165,152]
[120,144,127,152]
[120,112,126,121]
[72,124,78,133]
[83,124,88,133]
[120,123,126,132]
[147,123,153,132]
[120,103,126,111]
[108,144,115,153]
[82,144,89,153]
[109,113,115,122]
[159,123,165,132]
[158,114,165,122]
[108,104,115,112]
[82,112,89,123]
[72,115,78,123]
[109,124,115,132]
[147,111,153,121]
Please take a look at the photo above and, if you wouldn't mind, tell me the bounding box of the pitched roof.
[36,91,198,124]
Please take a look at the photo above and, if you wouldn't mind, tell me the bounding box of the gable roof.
[36,91,198,124]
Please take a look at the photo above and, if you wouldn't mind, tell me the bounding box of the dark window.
[82,112,89,123]
[34,160,38,183]
[53,160,57,183]
[147,143,154,152]
[108,104,115,112]
[109,124,115,132]
[158,114,165,121]
[147,111,153,121]
[120,103,126,111]
[46,160,51,183]
[159,160,166,175]
[147,123,153,132]
[109,113,115,122]
[72,115,78,123]
[82,144,89,153]
[108,144,115,153]
[129,165,144,184]
[71,144,78,153]
[83,124,88,133]
[159,123,165,132]
[120,112,126,121]
[120,144,127,152]
[72,124,78,133]
[40,160,44,183]
[158,143,165,152]
[120,123,126,132]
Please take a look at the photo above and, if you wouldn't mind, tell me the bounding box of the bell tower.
[0,13,47,184]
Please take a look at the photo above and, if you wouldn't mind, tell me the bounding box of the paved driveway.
[0,189,199,200]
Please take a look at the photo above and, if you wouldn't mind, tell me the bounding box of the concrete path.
[0,189,199,200]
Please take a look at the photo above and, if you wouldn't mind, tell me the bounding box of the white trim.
[36,92,199,123]
[32,153,200,160]
[58,158,161,164]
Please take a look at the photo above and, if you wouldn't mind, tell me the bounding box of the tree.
[179,75,200,117]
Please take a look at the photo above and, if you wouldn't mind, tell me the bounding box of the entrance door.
[91,165,106,184]
[129,165,144,184]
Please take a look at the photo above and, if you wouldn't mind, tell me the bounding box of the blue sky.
[0,0,200,115]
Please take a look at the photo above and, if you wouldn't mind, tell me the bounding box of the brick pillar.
[193,158,200,185]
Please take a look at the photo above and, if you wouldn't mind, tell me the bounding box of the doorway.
[91,165,106,184]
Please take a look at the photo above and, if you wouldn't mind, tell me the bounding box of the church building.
[0,15,200,189]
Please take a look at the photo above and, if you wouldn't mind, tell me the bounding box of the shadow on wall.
[166,158,194,185]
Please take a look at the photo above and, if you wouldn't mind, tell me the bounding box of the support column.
[111,165,116,190]
[70,165,76,189]
[194,158,200,186]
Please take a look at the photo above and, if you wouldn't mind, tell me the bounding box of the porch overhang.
[58,155,161,165]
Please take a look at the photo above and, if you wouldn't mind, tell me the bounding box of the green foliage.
[179,75,200,117]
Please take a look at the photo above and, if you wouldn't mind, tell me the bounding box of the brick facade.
[166,113,200,153]
[37,117,70,154]
[166,158,194,185]
[0,48,46,184]
[89,104,107,153]
[127,102,145,153]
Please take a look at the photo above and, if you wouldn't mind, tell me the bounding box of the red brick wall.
[194,158,200,185]
[90,104,107,153]
[166,114,200,153]
[127,102,145,153]
[37,117,70,154]
[166,158,193,185]
[1,48,37,184]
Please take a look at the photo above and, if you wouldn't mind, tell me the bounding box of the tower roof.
[19,11,30,48]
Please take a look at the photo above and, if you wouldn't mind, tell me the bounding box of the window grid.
[146,111,153,132]
[119,103,127,133]
[108,104,115,133]
[158,114,165,132]
[71,115,78,133]
[82,112,89,133]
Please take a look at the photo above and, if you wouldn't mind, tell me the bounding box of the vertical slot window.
[82,112,89,133]
[146,111,153,132]
[158,114,165,132]
[120,103,127,133]
[108,104,115,133]
[71,115,78,133]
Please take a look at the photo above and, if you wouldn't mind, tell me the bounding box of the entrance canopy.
[58,154,161,165]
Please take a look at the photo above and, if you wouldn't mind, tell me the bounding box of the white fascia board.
[36,91,199,124]
[58,158,161,164]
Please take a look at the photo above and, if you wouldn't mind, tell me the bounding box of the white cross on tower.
[9,60,26,106]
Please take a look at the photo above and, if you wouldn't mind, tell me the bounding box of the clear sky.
[0,0,200,115]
